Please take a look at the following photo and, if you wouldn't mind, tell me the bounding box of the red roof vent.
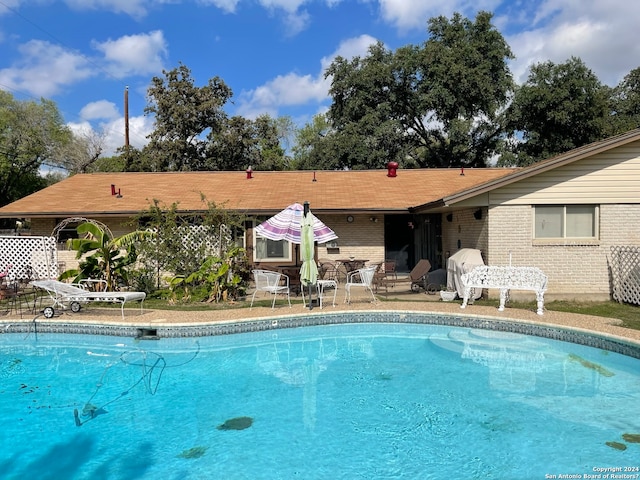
[387,161,398,177]
[246,166,253,179]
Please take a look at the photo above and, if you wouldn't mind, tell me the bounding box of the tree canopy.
[608,67,640,134]
[5,10,640,209]
[317,11,515,169]
[0,91,72,208]
[143,62,233,171]
[503,57,609,165]
[140,63,290,172]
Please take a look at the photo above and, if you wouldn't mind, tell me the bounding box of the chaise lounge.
[32,279,146,319]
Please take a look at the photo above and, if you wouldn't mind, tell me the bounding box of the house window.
[253,221,292,262]
[534,205,598,239]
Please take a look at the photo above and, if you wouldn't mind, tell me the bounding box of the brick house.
[417,128,640,301]
[2,128,640,300]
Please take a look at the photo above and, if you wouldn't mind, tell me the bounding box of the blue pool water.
[1,322,640,479]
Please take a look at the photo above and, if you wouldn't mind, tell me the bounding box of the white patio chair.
[344,265,377,304]
[250,269,292,309]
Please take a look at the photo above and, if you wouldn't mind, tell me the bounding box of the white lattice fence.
[610,246,640,306]
[0,236,59,281]
[147,224,233,255]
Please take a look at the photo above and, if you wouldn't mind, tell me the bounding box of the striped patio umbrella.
[254,203,337,245]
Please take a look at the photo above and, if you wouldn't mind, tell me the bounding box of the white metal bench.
[460,266,548,315]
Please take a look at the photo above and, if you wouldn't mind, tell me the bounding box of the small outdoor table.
[317,279,337,308]
[337,259,369,273]
[277,266,302,295]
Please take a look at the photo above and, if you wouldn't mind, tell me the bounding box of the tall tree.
[143,63,233,171]
[0,91,72,207]
[205,116,256,170]
[251,114,288,170]
[608,67,640,134]
[56,128,105,173]
[504,57,609,165]
[205,114,288,170]
[291,113,334,169]
[325,42,414,169]
[413,12,514,167]
[324,11,514,169]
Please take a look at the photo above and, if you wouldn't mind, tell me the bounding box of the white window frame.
[253,220,292,262]
[533,205,599,241]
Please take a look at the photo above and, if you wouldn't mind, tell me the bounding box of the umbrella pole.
[303,201,314,310]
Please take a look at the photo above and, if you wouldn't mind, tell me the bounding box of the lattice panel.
[0,236,59,281]
[147,224,233,256]
[610,246,640,306]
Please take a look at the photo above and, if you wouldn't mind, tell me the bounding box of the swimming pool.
[1,316,640,479]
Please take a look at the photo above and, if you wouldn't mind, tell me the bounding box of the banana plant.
[61,222,154,291]
[167,246,247,303]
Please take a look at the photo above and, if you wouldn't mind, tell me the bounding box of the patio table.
[277,266,302,295]
[337,259,369,273]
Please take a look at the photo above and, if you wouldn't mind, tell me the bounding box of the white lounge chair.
[31,279,146,319]
[344,266,377,304]
[250,270,292,309]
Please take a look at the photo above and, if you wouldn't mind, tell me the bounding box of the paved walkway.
[3,283,639,347]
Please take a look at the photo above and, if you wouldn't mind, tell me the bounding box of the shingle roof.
[0,168,518,218]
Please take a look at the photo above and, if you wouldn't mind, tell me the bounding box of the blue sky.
[1,0,639,157]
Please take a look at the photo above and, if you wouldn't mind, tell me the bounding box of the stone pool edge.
[2,309,639,360]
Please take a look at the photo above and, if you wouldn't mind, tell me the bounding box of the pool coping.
[2,306,640,360]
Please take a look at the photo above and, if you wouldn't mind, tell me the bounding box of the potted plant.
[439,286,457,301]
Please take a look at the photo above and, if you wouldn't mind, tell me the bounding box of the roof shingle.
[0,168,518,217]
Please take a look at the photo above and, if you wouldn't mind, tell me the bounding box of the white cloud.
[378,0,501,31]
[375,0,640,88]
[283,10,311,36]
[196,0,241,14]
[0,0,22,16]
[68,111,153,158]
[67,119,96,138]
[101,113,154,155]
[93,30,168,79]
[320,34,378,70]
[79,100,120,121]
[258,0,308,11]
[236,34,377,119]
[256,0,312,35]
[237,72,329,118]
[506,0,640,86]
[0,40,93,97]
[64,0,150,18]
